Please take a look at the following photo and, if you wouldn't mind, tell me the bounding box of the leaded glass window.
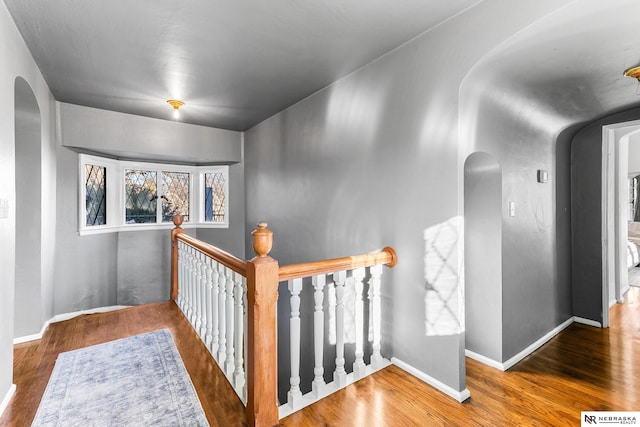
[79,154,229,235]
[162,171,190,222]
[85,164,106,226]
[205,172,225,222]
[125,169,157,223]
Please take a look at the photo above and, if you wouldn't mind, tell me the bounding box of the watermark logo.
[582,412,640,426]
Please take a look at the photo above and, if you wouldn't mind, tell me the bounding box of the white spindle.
[217,262,227,364]
[287,278,303,407]
[205,257,214,349]
[187,247,196,323]
[353,267,366,378]
[312,274,326,398]
[211,258,220,356]
[196,253,205,337]
[370,264,383,368]
[243,276,249,403]
[177,242,185,311]
[225,267,235,377]
[333,271,347,387]
[233,271,246,393]
[192,250,201,333]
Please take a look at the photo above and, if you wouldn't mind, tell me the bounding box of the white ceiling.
[3,0,480,131]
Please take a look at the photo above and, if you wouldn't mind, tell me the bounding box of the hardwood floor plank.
[1,288,638,426]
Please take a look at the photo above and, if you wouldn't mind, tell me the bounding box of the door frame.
[602,120,640,327]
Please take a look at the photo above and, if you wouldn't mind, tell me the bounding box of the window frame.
[79,154,229,236]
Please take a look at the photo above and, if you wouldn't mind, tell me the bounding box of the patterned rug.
[32,329,209,426]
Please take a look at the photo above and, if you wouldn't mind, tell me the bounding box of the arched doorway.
[464,152,502,362]
[14,77,42,338]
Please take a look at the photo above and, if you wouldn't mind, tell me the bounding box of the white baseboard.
[391,357,470,402]
[0,384,16,418]
[13,305,130,345]
[501,317,575,370]
[13,320,51,345]
[466,316,575,371]
[465,349,504,370]
[573,316,602,328]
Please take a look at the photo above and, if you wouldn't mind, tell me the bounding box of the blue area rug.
[32,329,209,426]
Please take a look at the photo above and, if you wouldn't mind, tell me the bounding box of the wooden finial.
[173,214,184,228]
[252,222,272,257]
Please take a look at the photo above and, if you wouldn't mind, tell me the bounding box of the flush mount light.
[167,99,184,119]
[624,66,640,81]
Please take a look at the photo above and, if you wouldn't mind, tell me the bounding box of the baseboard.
[13,305,130,344]
[466,316,575,371]
[573,316,602,328]
[501,317,574,370]
[391,357,470,402]
[465,349,504,370]
[0,384,16,418]
[13,320,51,345]
[619,285,630,303]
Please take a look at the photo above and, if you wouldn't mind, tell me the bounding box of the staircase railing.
[170,215,396,426]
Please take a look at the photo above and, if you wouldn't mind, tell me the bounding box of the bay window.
[79,154,228,235]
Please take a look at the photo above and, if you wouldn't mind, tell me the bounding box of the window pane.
[125,169,157,223]
[162,171,190,222]
[204,172,225,222]
[85,164,106,226]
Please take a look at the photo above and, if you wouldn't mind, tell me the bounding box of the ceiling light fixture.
[624,66,640,81]
[167,99,184,119]
[624,66,640,95]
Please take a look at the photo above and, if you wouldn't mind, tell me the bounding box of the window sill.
[78,222,229,236]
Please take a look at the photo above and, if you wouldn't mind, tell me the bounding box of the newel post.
[171,214,185,301]
[246,222,279,427]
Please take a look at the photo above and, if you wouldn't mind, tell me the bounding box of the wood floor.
[2,287,639,426]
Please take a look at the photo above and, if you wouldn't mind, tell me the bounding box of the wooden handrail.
[170,216,397,427]
[176,233,247,276]
[278,246,397,282]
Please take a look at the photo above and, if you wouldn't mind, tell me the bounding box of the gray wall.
[14,77,42,337]
[571,107,640,322]
[54,144,118,312]
[58,102,241,164]
[1,0,57,407]
[244,0,571,393]
[464,152,502,361]
[461,91,574,361]
[54,103,244,312]
[457,11,592,362]
[629,136,640,175]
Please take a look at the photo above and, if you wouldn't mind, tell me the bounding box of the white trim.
[465,349,504,370]
[573,316,602,328]
[501,317,574,370]
[278,359,392,419]
[13,320,50,344]
[619,284,630,302]
[602,126,614,329]
[79,154,229,236]
[0,384,16,418]
[391,357,470,402]
[49,305,130,323]
[465,317,576,371]
[13,305,130,344]
[601,121,640,328]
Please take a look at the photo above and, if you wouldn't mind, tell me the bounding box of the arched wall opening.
[463,151,502,362]
[14,76,42,338]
